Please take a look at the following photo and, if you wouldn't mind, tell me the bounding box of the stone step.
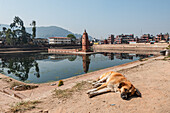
[14,93,27,99]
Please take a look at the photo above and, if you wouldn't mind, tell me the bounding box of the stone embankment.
[93,43,169,51]
[48,48,77,53]
[0,47,48,53]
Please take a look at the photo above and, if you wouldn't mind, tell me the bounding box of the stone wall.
[93,43,169,51]
[48,48,76,53]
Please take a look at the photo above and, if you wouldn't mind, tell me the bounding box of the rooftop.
[49,37,71,39]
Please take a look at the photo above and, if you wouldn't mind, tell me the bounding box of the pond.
[0,52,153,83]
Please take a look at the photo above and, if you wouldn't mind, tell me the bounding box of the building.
[104,39,108,44]
[114,34,135,44]
[48,37,71,45]
[155,33,169,42]
[82,30,90,52]
[114,35,122,44]
[33,38,48,45]
[107,35,114,44]
[138,34,150,43]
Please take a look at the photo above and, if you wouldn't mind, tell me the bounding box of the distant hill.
[0,24,92,40]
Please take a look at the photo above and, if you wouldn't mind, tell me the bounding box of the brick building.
[107,35,114,44]
[114,34,135,44]
[138,34,150,43]
[155,33,169,42]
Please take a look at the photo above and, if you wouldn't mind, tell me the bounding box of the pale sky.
[0,0,170,39]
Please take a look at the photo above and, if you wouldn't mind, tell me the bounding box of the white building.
[49,37,71,45]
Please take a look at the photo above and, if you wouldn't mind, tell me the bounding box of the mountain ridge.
[0,24,92,40]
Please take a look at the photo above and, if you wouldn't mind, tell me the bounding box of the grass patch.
[2,77,13,82]
[10,82,23,88]
[10,100,41,113]
[54,81,91,99]
[163,56,170,61]
[139,58,148,61]
[166,45,170,49]
[10,82,38,91]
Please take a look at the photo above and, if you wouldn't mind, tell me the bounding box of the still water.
[0,52,152,83]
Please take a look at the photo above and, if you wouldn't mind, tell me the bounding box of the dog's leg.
[93,83,104,88]
[88,88,111,98]
[92,73,111,86]
[87,83,107,94]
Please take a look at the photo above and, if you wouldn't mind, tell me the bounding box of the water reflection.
[0,54,41,81]
[101,52,151,61]
[0,52,152,83]
[82,55,91,73]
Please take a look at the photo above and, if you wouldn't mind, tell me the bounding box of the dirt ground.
[0,56,170,113]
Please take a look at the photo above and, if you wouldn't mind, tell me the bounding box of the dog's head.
[118,81,141,100]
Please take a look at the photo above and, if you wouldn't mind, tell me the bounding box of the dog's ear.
[135,88,142,97]
[118,82,125,89]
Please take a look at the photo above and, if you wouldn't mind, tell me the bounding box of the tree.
[67,34,76,43]
[10,16,31,45]
[30,20,36,39]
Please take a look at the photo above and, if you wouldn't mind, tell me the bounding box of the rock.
[110,104,116,106]
[44,110,48,113]
[39,110,43,112]
[51,83,56,86]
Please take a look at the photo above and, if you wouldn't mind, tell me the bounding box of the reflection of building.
[82,55,91,73]
[49,54,77,61]
[114,53,134,60]
[107,53,114,60]
[48,37,71,45]
[136,54,149,59]
[82,30,90,52]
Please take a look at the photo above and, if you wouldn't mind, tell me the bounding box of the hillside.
[0,24,92,39]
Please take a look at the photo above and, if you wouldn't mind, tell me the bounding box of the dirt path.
[0,56,170,113]
[31,57,170,113]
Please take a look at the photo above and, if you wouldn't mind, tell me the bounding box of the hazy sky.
[0,0,170,39]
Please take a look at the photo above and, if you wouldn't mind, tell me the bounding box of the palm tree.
[30,20,36,39]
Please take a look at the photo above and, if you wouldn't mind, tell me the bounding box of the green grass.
[10,100,41,113]
[10,82,23,88]
[10,82,38,91]
[139,58,148,61]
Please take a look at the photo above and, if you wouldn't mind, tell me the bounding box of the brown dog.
[87,71,141,100]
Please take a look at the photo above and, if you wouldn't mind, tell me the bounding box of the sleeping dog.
[87,71,141,100]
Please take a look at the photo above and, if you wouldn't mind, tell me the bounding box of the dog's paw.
[88,94,93,98]
[86,90,92,94]
[86,89,97,94]
[88,92,95,98]
[92,82,96,86]
[93,84,101,88]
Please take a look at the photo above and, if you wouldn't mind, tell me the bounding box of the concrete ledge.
[93,44,169,51]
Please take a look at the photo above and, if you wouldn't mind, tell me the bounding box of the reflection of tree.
[82,55,91,73]
[68,55,77,61]
[0,55,40,81]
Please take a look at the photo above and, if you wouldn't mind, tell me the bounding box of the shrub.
[58,80,64,86]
